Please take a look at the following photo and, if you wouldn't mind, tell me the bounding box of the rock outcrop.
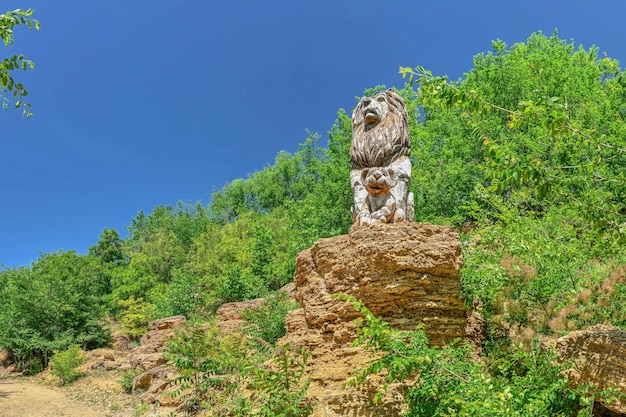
[130,315,186,405]
[129,315,186,372]
[216,298,266,334]
[217,283,295,334]
[279,222,467,417]
[555,325,626,415]
[79,348,119,372]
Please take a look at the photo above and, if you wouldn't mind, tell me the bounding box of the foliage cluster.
[241,291,299,345]
[399,32,626,346]
[0,251,109,372]
[165,324,248,415]
[402,32,626,241]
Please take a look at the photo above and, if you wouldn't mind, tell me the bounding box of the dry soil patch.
[0,378,101,417]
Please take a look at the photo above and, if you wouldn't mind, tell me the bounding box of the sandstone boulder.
[128,315,186,371]
[555,325,626,415]
[217,298,265,334]
[133,364,180,406]
[280,222,467,417]
[79,348,118,372]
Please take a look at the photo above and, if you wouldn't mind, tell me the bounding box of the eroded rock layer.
[555,325,626,415]
[280,222,467,417]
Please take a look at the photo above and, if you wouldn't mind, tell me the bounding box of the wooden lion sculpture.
[350,89,414,224]
[354,167,405,226]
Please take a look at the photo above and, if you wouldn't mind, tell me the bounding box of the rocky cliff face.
[279,222,467,417]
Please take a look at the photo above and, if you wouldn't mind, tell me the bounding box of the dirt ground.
[0,375,177,417]
[0,378,101,417]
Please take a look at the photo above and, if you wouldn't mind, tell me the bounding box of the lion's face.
[350,89,410,170]
[361,94,389,131]
[361,167,397,196]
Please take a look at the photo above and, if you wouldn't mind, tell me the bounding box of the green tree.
[127,201,212,253]
[89,228,126,267]
[401,31,626,239]
[151,270,209,319]
[186,212,261,305]
[0,251,109,372]
[286,110,353,251]
[88,228,127,295]
[209,132,323,222]
[185,210,297,306]
[1,8,39,116]
[106,202,212,313]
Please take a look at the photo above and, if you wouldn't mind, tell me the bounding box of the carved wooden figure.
[350,89,414,224]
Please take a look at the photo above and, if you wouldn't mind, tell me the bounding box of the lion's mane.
[350,89,410,170]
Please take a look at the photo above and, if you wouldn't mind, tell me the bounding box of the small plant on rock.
[120,368,142,394]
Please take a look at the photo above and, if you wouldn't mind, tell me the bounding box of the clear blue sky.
[2,1,625,268]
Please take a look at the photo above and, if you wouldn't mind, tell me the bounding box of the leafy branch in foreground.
[165,323,250,415]
[249,344,314,417]
[165,322,313,416]
[1,8,39,116]
[350,301,595,417]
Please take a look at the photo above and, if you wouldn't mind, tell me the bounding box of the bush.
[120,368,142,394]
[350,301,595,417]
[216,266,265,303]
[50,344,87,385]
[151,272,208,319]
[242,291,298,345]
[461,204,626,330]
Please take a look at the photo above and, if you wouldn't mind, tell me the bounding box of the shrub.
[350,301,595,417]
[117,296,155,340]
[165,322,314,416]
[120,368,142,394]
[50,344,87,385]
[249,344,314,417]
[165,323,252,415]
[242,291,299,345]
[216,265,266,303]
[151,271,208,318]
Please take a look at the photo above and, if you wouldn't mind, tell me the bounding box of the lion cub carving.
[355,167,405,226]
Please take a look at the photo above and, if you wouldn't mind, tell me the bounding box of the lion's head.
[361,167,397,196]
[350,89,410,170]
